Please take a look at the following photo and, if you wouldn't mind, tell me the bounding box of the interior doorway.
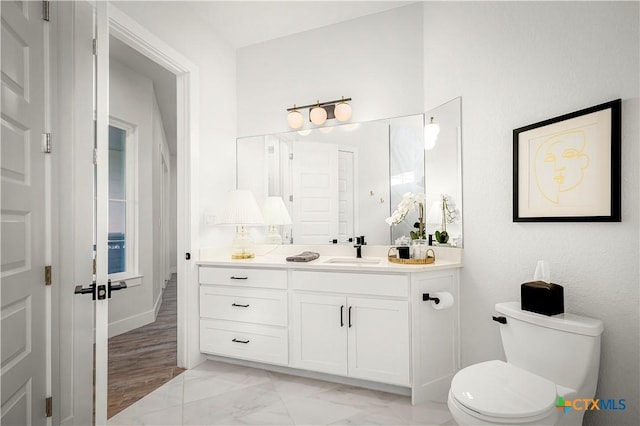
[106,33,180,417]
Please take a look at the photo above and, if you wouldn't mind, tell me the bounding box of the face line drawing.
[534,129,589,204]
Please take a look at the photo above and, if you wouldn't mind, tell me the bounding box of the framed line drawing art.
[513,99,621,222]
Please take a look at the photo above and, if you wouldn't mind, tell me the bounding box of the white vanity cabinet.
[199,267,288,365]
[291,271,410,386]
[197,252,460,405]
[292,293,409,385]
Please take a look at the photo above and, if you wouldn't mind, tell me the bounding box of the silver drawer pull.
[230,276,248,280]
[232,303,250,308]
[232,338,250,344]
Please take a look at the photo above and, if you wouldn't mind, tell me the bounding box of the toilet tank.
[496,302,603,394]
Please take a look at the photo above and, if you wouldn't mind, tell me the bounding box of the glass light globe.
[310,106,327,125]
[334,101,352,122]
[287,110,304,129]
[424,117,440,150]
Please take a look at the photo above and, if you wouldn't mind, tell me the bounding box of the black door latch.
[75,279,127,300]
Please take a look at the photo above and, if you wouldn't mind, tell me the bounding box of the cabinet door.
[292,293,347,376]
[347,297,410,386]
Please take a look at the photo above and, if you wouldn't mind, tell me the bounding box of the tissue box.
[521,281,564,316]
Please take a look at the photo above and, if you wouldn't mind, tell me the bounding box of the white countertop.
[197,245,462,273]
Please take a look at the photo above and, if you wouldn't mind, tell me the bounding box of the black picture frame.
[513,99,621,222]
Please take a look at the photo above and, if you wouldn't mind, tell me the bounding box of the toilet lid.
[451,360,557,419]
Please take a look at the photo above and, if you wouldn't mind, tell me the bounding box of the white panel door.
[347,297,410,386]
[69,2,111,424]
[291,293,347,376]
[1,1,47,425]
[337,149,355,242]
[292,141,338,244]
[94,2,111,424]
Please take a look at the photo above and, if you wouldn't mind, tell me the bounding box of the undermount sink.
[325,257,381,265]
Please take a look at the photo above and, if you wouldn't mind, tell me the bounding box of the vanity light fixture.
[424,116,440,150]
[286,97,353,128]
[261,196,292,244]
[219,190,264,259]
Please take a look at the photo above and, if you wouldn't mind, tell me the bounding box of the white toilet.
[448,302,603,425]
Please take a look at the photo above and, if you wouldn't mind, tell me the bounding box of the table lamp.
[220,190,264,259]
[262,196,292,244]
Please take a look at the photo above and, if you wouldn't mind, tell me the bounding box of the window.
[108,122,137,277]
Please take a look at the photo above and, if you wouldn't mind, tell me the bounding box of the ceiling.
[186,1,412,48]
[109,1,412,155]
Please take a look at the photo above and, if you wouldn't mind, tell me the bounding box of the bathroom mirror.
[424,97,463,247]
[237,96,462,247]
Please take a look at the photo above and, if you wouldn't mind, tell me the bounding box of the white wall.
[236,3,424,137]
[423,2,639,425]
[115,1,238,249]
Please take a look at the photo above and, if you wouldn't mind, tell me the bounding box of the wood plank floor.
[107,274,185,419]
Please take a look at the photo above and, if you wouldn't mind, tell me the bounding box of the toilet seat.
[450,360,557,422]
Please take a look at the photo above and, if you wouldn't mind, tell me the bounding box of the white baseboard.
[154,287,163,317]
[108,291,163,338]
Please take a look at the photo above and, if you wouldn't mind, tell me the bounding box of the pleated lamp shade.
[262,196,292,244]
[220,190,264,225]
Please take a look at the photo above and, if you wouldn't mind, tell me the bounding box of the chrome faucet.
[353,235,366,258]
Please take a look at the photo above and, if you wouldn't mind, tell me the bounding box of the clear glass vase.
[411,238,429,260]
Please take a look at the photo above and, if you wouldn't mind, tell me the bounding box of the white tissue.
[534,260,550,283]
[430,292,454,310]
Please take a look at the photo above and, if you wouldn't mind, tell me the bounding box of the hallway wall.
[108,58,171,336]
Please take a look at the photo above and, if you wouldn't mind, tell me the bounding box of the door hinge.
[92,38,97,55]
[289,194,293,202]
[42,1,50,22]
[43,133,52,154]
[45,396,52,417]
[44,265,52,286]
[93,258,96,275]
[93,148,97,165]
[289,153,294,160]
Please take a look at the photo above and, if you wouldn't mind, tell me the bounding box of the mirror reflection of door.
[292,141,339,244]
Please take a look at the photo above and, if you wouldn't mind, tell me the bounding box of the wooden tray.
[387,248,435,264]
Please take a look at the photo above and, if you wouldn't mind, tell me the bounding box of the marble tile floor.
[108,360,456,426]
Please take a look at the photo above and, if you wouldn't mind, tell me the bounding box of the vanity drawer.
[200,286,287,326]
[200,319,288,365]
[292,270,409,297]
[199,266,287,289]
